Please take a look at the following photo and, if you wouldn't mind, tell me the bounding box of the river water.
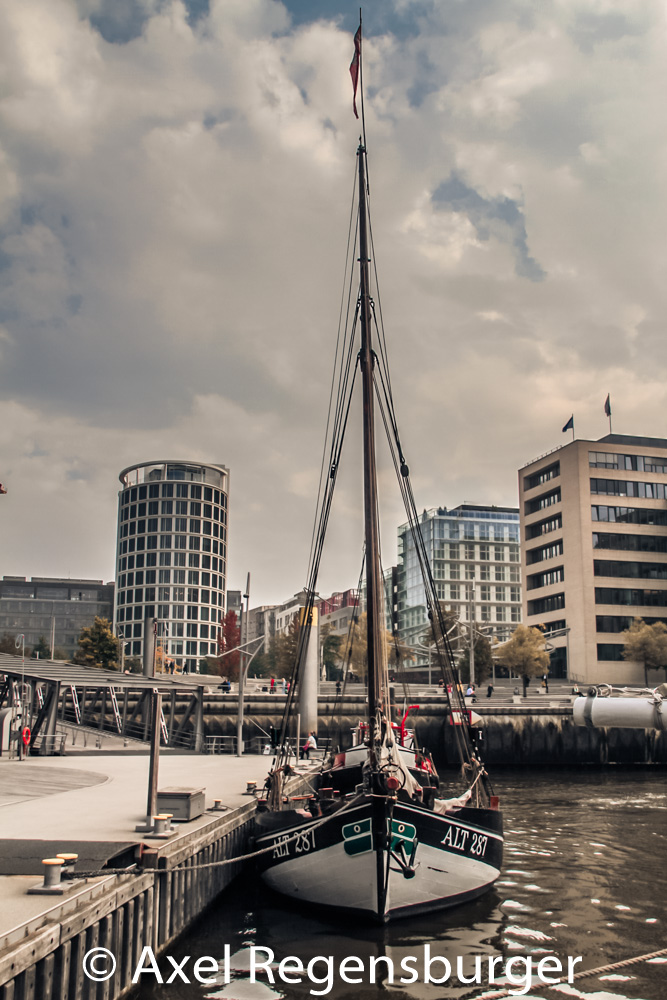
[137,770,666,1000]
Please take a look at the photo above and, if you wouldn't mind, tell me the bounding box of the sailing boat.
[254,20,503,923]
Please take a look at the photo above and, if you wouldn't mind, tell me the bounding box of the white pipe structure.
[573,688,666,731]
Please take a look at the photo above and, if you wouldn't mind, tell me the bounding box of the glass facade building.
[397,504,522,653]
[113,461,229,673]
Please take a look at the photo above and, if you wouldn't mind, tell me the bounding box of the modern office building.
[0,576,114,659]
[520,433,667,684]
[397,504,522,657]
[113,460,229,673]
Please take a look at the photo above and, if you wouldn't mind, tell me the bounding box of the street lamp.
[117,627,131,673]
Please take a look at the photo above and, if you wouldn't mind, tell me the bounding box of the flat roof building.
[0,576,114,659]
[519,434,667,684]
[397,504,522,657]
[113,460,229,673]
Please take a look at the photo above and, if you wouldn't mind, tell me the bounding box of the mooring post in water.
[136,690,161,832]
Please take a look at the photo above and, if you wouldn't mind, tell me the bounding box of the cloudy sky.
[1,0,665,607]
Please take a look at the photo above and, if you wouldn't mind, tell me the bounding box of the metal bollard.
[153,813,173,836]
[56,853,78,869]
[42,858,65,889]
[245,780,258,795]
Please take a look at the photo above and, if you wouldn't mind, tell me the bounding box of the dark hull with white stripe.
[255,797,502,923]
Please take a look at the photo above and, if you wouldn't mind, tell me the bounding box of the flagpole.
[571,424,575,443]
[358,9,367,149]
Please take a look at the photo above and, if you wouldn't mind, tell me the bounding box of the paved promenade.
[0,750,277,942]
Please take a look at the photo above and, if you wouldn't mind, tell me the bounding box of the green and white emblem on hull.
[390,819,417,851]
[342,818,372,856]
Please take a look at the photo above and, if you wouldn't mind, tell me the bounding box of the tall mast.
[357,142,384,763]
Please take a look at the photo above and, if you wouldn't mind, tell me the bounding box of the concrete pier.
[0,754,267,1000]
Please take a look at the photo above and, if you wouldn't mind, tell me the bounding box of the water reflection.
[136,770,665,1000]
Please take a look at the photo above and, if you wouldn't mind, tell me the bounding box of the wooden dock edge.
[0,800,257,1000]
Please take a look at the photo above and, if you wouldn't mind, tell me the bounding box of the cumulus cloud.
[0,0,665,604]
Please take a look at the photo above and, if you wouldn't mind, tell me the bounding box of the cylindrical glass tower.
[113,461,229,673]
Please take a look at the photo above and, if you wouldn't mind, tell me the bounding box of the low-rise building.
[0,576,114,660]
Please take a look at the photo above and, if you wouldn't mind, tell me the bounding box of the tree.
[621,618,667,685]
[459,634,494,684]
[31,636,51,659]
[320,624,342,680]
[272,614,301,679]
[343,612,414,680]
[215,610,241,680]
[73,617,118,670]
[495,625,550,695]
[0,632,18,655]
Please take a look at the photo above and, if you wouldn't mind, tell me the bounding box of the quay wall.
[202,696,667,766]
[0,804,255,1000]
[54,688,667,766]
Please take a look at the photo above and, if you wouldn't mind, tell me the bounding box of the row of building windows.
[524,462,560,491]
[527,593,565,615]
[433,583,521,603]
[432,564,521,582]
[591,506,667,526]
[431,543,520,561]
[590,478,667,500]
[526,539,564,565]
[527,566,565,590]
[593,560,667,580]
[597,643,625,661]
[439,602,521,623]
[595,588,667,607]
[542,619,567,633]
[121,500,224,521]
[592,532,667,553]
[116,607,221,625]
[589,452,667,474]
[117,600,220,619]
[596,614,667,633]
[125,638,217,659]
[118,536,226,557]
[121,483,226,505]
[409,521,519,542]
[117,587,222,606]
[526,514,562,539]
[118,550,226,573]
[119,521,227,542]
[525,489,561,515]
[118,570,223,590]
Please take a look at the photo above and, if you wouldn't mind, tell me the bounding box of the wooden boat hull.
[255,798,503,922]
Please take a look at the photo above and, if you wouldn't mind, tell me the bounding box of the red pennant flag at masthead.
[350,24,361,119]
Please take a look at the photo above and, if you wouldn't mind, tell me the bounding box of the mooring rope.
[63,795,365,879]
[478,945,667,998]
